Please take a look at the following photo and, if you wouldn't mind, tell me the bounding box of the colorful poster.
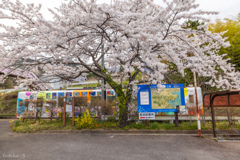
[90,91,96,96]
[107,91,114,96]
[82,92,88,96]
[46,93,51,100]
[97,92,101,96]
[38,92,46,100]
[52,93,57,99]
[74,92,80,97]
[45,106,50,113]
[66,92,72,97]
[58,92,64,97]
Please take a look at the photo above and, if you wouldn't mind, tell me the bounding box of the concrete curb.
[0,117,16,119]
[35,129,215,134]
[33,129,240,137]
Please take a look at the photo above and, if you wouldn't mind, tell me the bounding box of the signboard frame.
[137,84,185,113]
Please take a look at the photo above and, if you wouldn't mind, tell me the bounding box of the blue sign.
[137,84,185,113]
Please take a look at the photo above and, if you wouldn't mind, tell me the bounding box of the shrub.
[75,109,96,129]
[150,122,160,130]
[107,117,116,122]
[14,120,21,127]
[131,122,146,129]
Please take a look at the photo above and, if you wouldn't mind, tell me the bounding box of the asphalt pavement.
[0,119,240,160]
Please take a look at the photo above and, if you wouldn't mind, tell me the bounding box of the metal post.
[145,120,149,127]
[101,44,107,116]
[194,70,201,137]
[210,95,217,137]
[35,111,37,124]
[63,97,66,126]
[175,105,179,127]
[72,97,75,126]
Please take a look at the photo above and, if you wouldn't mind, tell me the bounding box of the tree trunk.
[118,90,132,127]
[119,109,128,127]
[105,73,133,128]
[50,111,53,121]
[116,93,128,127]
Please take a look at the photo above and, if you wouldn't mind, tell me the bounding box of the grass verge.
[11,118,77,133]
[10,119,240,133]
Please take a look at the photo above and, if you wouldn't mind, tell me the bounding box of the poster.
[140,92,149,105]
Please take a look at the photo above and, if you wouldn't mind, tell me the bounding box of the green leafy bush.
[75,109,96,129]
[150,122,161,130]
[14,120,21,127]
[130,122,146,129]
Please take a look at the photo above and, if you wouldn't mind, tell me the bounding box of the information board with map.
[151,88,181,109]
[137,84,185,113]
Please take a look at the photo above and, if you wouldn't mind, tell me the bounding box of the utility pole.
[194,70,201,137]
[101,44,107,116]
[63,97,66,126]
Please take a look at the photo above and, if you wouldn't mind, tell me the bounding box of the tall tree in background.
[164,20,217,93]
[0,0,239,126]
[165,16,240,93]
[209,13,240,70]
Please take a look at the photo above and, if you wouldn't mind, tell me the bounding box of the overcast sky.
[17,0,240,22]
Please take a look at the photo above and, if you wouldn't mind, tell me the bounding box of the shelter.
[203,90,240,137]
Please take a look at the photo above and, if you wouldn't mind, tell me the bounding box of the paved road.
[0,119,240,160]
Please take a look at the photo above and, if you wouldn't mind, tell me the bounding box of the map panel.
[151,88,181,109]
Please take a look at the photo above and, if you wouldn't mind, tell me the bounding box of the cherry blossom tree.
[0,0,239,126]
